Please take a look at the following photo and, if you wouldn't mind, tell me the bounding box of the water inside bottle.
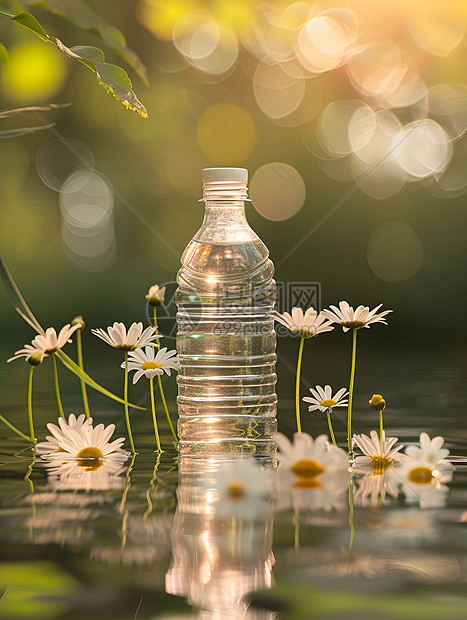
[176,236,277,459]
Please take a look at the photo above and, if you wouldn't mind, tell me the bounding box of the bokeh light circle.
[391,119,453,179]
[196,103,256,164]
[367,222,423,282]
[250,163,305,221]
[1,42,68,101]
[253,62,306,120]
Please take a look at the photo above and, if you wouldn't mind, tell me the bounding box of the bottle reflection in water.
[165,459,275,619]
[176,168,277,458]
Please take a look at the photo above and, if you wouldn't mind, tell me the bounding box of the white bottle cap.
[202,167,248,181]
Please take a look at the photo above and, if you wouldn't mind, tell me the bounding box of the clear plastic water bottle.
[176,168,277,458]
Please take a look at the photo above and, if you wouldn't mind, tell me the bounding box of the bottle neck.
[195,178,256,243]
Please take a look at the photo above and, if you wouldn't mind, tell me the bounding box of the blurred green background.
[1,0,467,353]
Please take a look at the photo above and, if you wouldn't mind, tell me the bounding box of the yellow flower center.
[141,361,162,370]
[408,466,434,484]
[371,455,392,474]
[76,446,104,459]
[292,459,325,479]
[341,321,366,329]
[293,328,315,338]
[116,344,137,351]
[227,482,245,499]
[320,399,337,408]
[56,446,67,453]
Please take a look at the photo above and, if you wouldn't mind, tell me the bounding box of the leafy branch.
[0,7,148,118]
[21,0,148,86]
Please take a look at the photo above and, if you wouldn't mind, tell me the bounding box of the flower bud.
[146,285,166,307]
[71,315,85,329]
[369,394,386,412]
[28,350,45,365]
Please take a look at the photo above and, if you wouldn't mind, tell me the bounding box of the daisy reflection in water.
[202,460,273,520]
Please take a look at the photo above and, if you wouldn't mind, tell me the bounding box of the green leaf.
[0,7,148,117]
[22,0,149,86]
[0,255,146,411]
[0,42,7,61]
[10,11,50,41]
[0,123,55,138]
[0,102,70,118]
[56,351,146,411]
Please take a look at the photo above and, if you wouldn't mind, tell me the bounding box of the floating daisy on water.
[274,432,348,510]
[321,301,392,332]
[40,417,128,463]
[123,346,180,383]
[91,322,160,351]
[353,430,405,474]
[273,307,334,338]
[35,413,93,455]
[398,432,454,509]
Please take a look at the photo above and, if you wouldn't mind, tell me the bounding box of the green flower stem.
[76,328,90,419]
[379,410,384,444]
[27,365,35,442]
[52,353,65,419]
[327,408,338,448]
[153,306,178,444]
[295,336,305,434]
[347,329,358,458]
[124,351,135,454]
[0,413,34,443]
[150,376,161,452]
[348,476,355,554]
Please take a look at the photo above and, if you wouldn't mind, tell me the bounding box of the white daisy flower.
[203,460,272,519]
[146,284,166,307]
[275,432,349,484]
[273,307,334,338]
[41,419,128,463]
[303,385,348,413]
[7,323,81,364]
[321,301,392,332]
[91,322,160,351]
[397,433,454,509]
[399,432,454,485]
[35,413,93,455]
[33,324,81,353]
[7,343,46,365]
[123,346,180,383]
[353,430,405,474]
[404,432,451,466]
